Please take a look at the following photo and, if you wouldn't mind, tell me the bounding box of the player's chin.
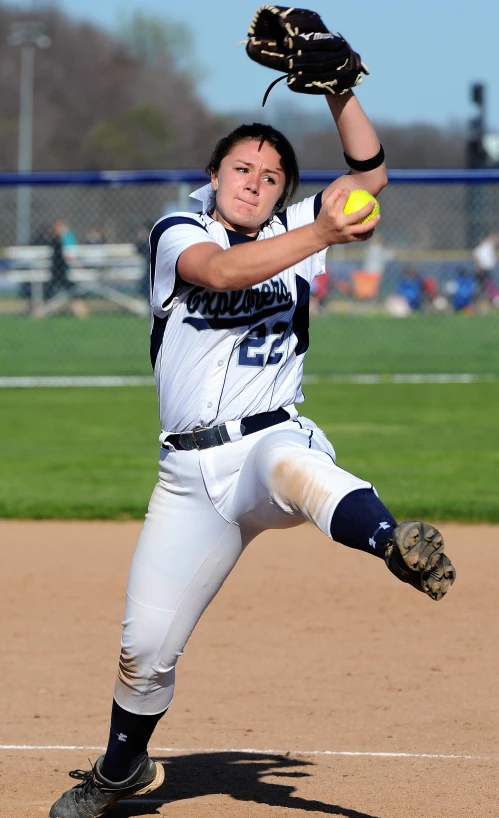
[231,208,266,232]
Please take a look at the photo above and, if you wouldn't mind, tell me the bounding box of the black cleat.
[49,754,165,818]
[384,520,456,601]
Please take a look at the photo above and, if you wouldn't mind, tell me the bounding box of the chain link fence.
[0,169,498,380]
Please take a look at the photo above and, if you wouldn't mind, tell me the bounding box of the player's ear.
[210,171,219,191]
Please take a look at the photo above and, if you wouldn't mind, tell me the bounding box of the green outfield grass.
[1,314,151,377]
[1,381,498,521]
[1,311,498,377]
[308,313,499,375]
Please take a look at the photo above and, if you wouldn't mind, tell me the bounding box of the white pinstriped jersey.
[150,192,325,433]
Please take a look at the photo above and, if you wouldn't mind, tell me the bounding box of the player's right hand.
[313,188,380,246]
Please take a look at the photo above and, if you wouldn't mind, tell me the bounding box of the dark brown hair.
[205,122,300,211]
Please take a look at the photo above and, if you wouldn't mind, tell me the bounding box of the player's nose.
[244,173,260,194]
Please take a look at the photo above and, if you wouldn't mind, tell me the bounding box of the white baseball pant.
[113,416,372,715]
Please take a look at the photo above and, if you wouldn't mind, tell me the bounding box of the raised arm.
[324,91,388,197]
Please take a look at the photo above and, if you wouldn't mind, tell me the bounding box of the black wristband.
[344,144,385,172]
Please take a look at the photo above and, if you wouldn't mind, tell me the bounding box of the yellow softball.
[343,189,380,224]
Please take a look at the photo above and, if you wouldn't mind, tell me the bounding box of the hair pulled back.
[205,122,300,211]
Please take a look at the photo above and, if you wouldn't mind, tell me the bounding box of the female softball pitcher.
[50,9,456,817]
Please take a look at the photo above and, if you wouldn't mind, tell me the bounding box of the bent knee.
[118,617,184,688]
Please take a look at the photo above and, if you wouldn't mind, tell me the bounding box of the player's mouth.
[235,198,257,208]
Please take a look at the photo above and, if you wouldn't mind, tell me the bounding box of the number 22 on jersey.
[238,321,289,367]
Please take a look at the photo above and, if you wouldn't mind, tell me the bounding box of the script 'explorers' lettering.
[186,279,293,320]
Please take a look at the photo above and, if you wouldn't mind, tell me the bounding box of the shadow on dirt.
[110,750,380,817]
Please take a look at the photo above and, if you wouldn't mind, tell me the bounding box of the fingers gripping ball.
[343,189,380,224]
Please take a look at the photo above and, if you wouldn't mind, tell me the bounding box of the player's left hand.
[245,6,369,105]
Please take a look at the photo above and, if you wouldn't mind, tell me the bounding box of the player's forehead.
[224,138,284,173]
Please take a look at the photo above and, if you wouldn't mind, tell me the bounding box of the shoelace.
[69,762,93,782]
[67,762,102,805]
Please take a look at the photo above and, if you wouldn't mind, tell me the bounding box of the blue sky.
[25,0,499,129]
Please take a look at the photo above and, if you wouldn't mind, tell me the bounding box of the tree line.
[0,5,466,172]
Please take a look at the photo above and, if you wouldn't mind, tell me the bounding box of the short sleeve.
[276,191,326,279]
[280,191,323,231]
[150,213,217,314]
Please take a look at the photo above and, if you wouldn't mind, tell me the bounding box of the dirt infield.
[1,520,497,818]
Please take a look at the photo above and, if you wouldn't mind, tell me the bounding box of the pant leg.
[230,418,372,537]
[114,451,249,715]
[114,422,374,716]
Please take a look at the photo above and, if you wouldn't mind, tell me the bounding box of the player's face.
[211,139,286,234]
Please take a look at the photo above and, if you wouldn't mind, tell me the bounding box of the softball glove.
[246,5,369,105]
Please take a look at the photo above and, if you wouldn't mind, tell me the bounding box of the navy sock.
[100,699,167,782]
[330,488,397,559]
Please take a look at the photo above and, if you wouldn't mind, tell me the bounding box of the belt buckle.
[175,430,199,451]
[194,424,226,449]
[192,426,211,450]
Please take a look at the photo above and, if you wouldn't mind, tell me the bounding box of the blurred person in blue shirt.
[32,219,88,318]
[396,265,424,311]
[452,268,477,311]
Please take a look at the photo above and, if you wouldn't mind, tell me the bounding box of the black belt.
[163,408,290,451]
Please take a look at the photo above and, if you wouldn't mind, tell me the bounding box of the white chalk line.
[0,376,155,388]
[0,744,496,761]
[0,373,496,388]
[302,373,497,385]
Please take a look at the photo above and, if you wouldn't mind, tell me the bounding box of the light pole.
[466,82,487,249]
[8,21,51,245]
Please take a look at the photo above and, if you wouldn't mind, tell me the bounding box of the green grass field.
[308,313,499,375]
[1,312,498,377]
[1,381,498,521]
[1,310,498,520]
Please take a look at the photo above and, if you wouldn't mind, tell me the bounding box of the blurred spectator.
[328,265,352,299]
[136,223,153,300]
[422,275,439,306]
[362,232,394,277]
[20,224,54,301]
[32,219,88,318]
[310,271,329,315]
[472,233,498,299]
[350,233,393,301]
[85,226,107,244]
[452,268,477,311]
[396,265,424,311]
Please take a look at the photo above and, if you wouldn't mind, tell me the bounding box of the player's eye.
[263,176,276,184]
[236,167,248,173]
